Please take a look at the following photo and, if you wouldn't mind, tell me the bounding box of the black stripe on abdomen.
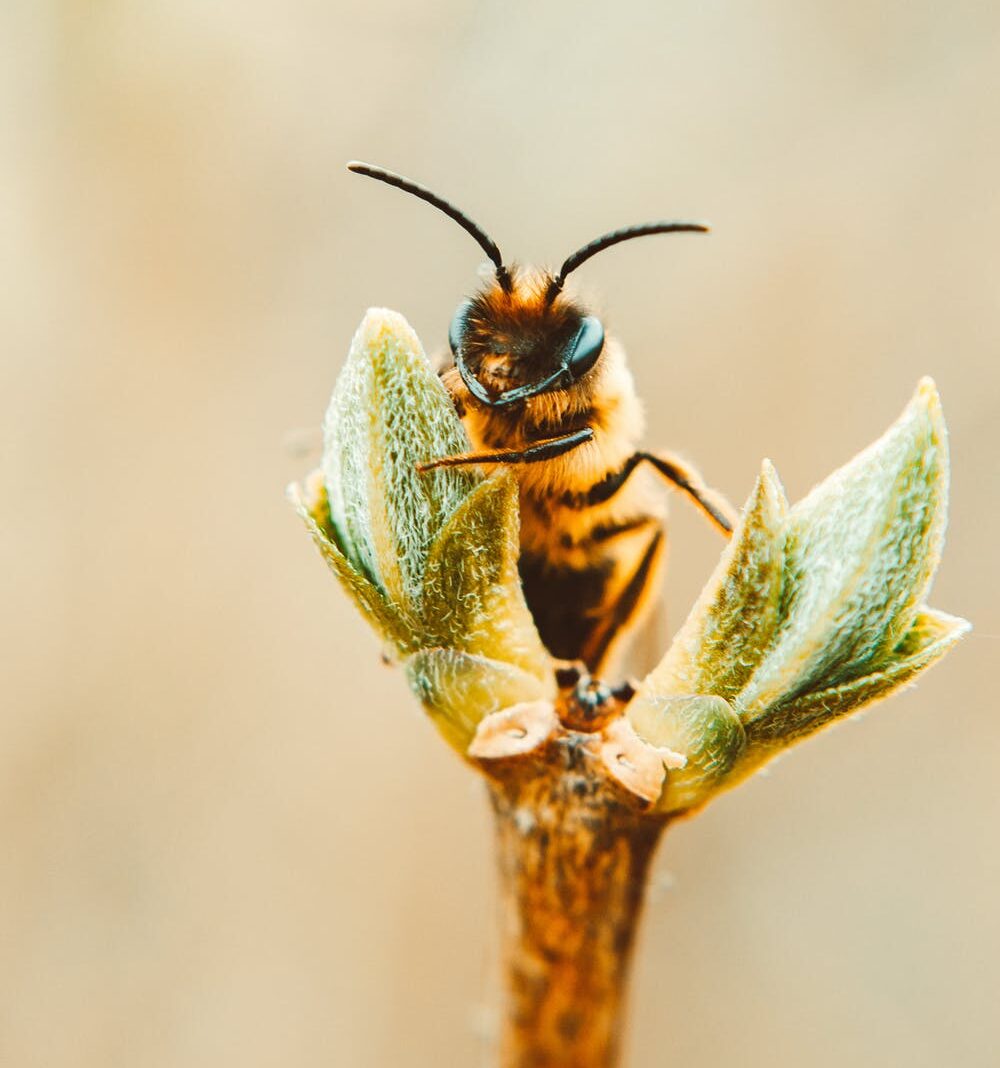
[558,515,655,551]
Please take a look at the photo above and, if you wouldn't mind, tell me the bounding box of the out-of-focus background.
[3,3,999,1066]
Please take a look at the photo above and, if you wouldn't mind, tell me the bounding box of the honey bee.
[348,162,736,675]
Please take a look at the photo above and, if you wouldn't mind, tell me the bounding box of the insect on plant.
[348,162,737,676]
[295,164,965,1068]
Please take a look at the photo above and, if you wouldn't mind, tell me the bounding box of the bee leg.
[553,660,587,689]
[416,427,594,472]
[581,527,666,674]
[638,451,736,535]
[610,679,638,703]
[565,450,734,535]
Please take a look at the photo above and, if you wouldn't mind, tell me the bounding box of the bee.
[348,162,736,676]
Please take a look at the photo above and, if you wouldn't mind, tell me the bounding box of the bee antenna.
[545,220,709,303]
[347,161,511,292]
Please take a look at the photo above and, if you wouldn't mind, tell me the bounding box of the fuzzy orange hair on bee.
[348,161,736,676]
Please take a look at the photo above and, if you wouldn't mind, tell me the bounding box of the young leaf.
[422,472,551,683]
[642,461,787,703]
[738,379,949,721]
[744,608,970,748]
[322,308,478,605]
[404,647,553,753]
[627,693,747,813]
[289,473,414,649]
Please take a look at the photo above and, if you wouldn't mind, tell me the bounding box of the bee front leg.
[416,427,594,472]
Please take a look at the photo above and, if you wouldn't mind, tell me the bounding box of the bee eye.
[565,316,605,381]
[449,300,473,355]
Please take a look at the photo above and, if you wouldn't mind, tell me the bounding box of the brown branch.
[472,698,673,1067]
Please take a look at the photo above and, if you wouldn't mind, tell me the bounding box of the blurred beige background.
[3,2,999,1066]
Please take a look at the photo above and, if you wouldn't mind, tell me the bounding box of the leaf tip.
[903,375,946,444]
[287,468,324,519]
[914,374,940,405]
[755,457,788,513]
[353,307,427,366]
[936,610,972,643]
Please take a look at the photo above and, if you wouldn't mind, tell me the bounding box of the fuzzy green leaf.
[737,379,949,721]
[627,693,747,814]
[404,648,553,753]
[625,379,966,813]
[641,461,787,703]
[322,308,479,605]
[289,474,414,649]
[744,608,969,749]
[300,309,556,751]
[422,472,551,682]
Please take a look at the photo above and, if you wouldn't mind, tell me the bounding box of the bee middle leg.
[640,451,737,535]
[567,450,735,535]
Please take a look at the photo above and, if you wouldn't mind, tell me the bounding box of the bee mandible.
[348,162,736,676]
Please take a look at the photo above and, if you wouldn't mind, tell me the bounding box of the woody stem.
[486,750,668,1068]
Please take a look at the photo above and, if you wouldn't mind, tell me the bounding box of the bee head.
[448,271,606,407]
[347,162,708,408]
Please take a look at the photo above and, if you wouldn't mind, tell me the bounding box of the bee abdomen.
[519,524,665,671]
[518,551,615,663]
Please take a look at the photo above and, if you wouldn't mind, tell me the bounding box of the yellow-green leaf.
[404,647,552,753]
[422,472,550,682]
[289,474,415,650]
[322,308,478,605]
[642,461,787,702]
[738,379,949,720]
[627,693,747,814]
[744,608,970,749]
